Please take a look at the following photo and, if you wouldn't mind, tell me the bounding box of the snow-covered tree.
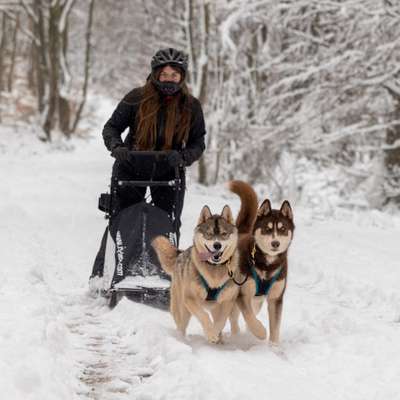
[2,0,400,208]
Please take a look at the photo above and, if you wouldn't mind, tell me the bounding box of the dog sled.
[92,151,182,309]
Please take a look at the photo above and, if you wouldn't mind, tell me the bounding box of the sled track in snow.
[67,297,153,400]
[62,280,400,400]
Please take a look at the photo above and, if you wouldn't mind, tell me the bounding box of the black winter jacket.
[102,88,206,167]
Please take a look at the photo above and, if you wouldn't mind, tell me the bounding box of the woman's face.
[159,65,182,83]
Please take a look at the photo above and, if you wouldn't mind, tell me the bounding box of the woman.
[91,48,206,279]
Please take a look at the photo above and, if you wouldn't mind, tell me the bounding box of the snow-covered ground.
[1,101,400,400]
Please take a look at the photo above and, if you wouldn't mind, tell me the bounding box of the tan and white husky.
[228,181,295,344]
[152,205,244,344]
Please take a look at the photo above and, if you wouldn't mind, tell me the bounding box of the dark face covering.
[152,80,182,96]
[150,64,185,96]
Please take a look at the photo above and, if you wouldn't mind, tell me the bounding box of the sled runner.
[93,151,183,310]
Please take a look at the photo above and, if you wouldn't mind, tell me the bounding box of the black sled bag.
[102,202,175,291]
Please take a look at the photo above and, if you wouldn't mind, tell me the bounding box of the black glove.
[166,150,184,168]
[111,145,130,162]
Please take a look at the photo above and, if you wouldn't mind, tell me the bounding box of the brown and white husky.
[228,181,295,344]
[152,205,244,344]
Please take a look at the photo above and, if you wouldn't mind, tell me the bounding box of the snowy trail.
[65,295,320,400]
[1,120,400,399]
[67,297,149,399]
[63,272,400,400]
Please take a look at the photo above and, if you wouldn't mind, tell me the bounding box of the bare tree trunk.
[184,0,210,185]
[58,24,71,136]
[58,3,73,136]
[0,11,7,123]
[384,89,400,205]
[43,2,61,140]
[28,39,36,93]
[31,0,48,117]
[186,0,196,86]
[70,0,96,134]
[0,12,7,93]
[7,12,19,92]
[213,148,222,184]
[24,0,81,139]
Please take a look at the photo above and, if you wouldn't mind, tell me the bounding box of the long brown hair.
[135,72,192,150]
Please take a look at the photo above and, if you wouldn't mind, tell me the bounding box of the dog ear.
[198,205,212,224]
[257,199,272,217]
[280,200,293,220]
[221,205,234,224]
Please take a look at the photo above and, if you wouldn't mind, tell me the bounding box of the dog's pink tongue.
[198,251,212,261]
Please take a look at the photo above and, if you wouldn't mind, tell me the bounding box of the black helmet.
[151,48,188,73]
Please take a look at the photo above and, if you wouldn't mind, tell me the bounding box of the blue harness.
[198,274,231,301]
[251,267,282,297]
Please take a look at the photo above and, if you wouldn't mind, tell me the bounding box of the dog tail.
[152,236,178,275]
[227,180,258,234]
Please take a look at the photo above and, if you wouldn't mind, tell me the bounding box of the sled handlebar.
[117,179,180,187]
[123,150,183,182]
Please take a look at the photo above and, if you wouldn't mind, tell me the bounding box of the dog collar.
[205,257,248,287]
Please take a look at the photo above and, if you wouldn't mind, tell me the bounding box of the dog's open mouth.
[199,245,224,263]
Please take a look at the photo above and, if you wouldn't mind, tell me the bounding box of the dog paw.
[206,329,221,344]
[177,328,187,337]
[252,322,267,340]
[269,342,288,360]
